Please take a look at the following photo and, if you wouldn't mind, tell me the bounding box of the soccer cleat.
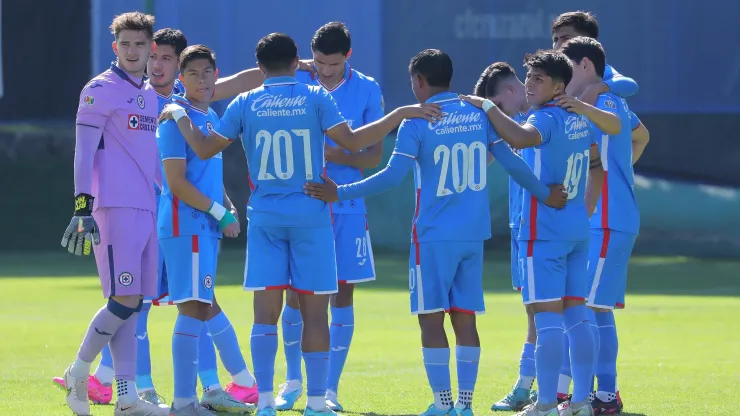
[303,406,339,416]
[201,388,256,413]
[419,404,455,416]
[62,366,92,416]
[139,390,170,409]
[113,398,170,415]
[491,387,533,411]
[558,400,594,416]
[275,380,303,410]
[454,405,474,415]
[514,404,559,416]
[225,381,259,404]
[590,397,620,415]
[54,373,113,405]
[168,402,217,415]
[325,389,343,412]
[256,407,277,416]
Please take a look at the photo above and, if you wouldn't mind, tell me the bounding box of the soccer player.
[461,48,623,416]
[59,12,169,416]
[275,22,384,412]
[159,32,442,416]
[560,37,645,415]
[305,49,568,416]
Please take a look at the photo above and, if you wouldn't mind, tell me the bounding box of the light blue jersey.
[518,103,597,242]
[296,64,384,214]
[157,95,223,239]
[155,79,184,114]
[590,93,640,234]
[508,110,532,228]
[215,76,345,227]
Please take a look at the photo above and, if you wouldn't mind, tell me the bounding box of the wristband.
[207,201,227,221]
[482,99,496,113]
[171,106,187,122]
[74,193,94,216]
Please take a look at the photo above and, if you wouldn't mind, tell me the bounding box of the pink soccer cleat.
[53,374,113,405]
[224,381,258,404]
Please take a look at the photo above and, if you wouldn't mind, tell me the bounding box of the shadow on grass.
[1,248,738,297]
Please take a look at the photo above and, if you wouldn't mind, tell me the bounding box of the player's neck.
[115,62,144,80]
[264,70,296,80]
[153,83,174,97]
[518,102,530,114]
[318,73,344,90]
[184,92,210,111]
[423,87,450,102]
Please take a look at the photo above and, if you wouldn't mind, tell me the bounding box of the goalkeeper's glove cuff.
[74,193,94,216]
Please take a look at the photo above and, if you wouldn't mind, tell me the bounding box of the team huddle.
[56,9,648,416]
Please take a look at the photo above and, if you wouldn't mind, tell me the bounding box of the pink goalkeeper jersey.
[75,63,159,212]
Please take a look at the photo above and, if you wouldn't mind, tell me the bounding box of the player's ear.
[215,68,219,78]
[178,74,184,82]
[256,62,265,74]
[111,41,118,55]
[346,48,353,60]
[151,42,157,52]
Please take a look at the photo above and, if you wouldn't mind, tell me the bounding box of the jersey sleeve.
[157,120,188,160]
[594,94,621,117]
[316,88,347,131]
[337,154,414,201]
[213,95,244,141]
[630,111,641,130]
[76,81,115,128]
[486,118,504,149]
[392,119,421,159]
[603,64,638,98]
[363,80,385,124]
[526,110,555,145]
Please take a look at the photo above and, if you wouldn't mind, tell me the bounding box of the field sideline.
[0,250,737,416]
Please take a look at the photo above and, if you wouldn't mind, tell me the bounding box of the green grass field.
[1,250,738,416]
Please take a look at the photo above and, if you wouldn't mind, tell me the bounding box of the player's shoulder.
[349,68,381,90]
[80,70,118,95]
[156,118,181,138]
[597,92,627,113]
[295,70,317,85]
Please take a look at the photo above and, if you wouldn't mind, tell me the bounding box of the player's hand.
[543,184,568,209]
[223,208,240,238]
[578,82,608,106]
[61,193,101,256]
[396,103,444,122]
[458,94,487,109]
[297,59,317,76]
[324,144,347,164]
[158,103,185,123]
[555,95,589,115]
[303,174,339,203]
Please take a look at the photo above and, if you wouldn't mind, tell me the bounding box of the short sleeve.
[316,87,346,132]
[363,80,385,125]
[392,119,421,159]
[630,111,641,130]
[157,120,187,160]
[486,116,503,150]
[526,110,555,145]
[76,80,115,129]
[214,95,244,141]
[595,94,620,117]
[603,64,617,81]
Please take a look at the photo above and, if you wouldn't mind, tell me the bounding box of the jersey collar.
[110,62,145,89]
[263,76,299,86]
[315,62,353,92]
[172,95,209,115]
[425,91,459,104]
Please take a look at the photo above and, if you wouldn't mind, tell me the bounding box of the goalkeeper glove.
[61,193,101,256]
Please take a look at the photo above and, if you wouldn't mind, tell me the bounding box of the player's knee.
[449,312,479,347]
[208,295,222,319]
[528,300,563,315]
[106,297,139,320]
[563,297,586,310]
[110,294,143,309]
[254,290,285,325]
[331,284,354,308]
[177,300,210,321]
[285,289,300,309]
[418,312,447,347]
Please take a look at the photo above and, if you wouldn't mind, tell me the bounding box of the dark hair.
[256,33,298,72]
[109,12,155,39]
[153,28,188,57]
[474,62,516,97]
[409,49,453,88]
[179,45,216,72]
[311,22,351,56]
[561,36,606,78]
[523,49,573,87]
[551,11,599,39]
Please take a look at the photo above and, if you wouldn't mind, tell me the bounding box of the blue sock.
[327,306,354,393]
[517,342,536,390]
[100,344,113,368]
[135,305,154,390]
[564,305,595,404]
[595,311,618,395]
[251,324,278,393]
[173,315,204,401]
[198,323,220,389]
[422,347,453,409]
[455,346,480,407]
[207,311,249,378]
[304,351,330,401]
[281,305,303,383]
[534,312,564,406]
[560,331,572,378]
[588,308,601,393]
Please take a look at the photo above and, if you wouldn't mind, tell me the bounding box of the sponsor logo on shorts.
[118,272,134,287]
[204,275,213,289]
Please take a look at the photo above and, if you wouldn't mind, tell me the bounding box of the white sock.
[307,396,325,411]
[116,379,138,406]
[173,397,195,409]
[203,384,222,393]
[596,391,617,402]
[93,364,114,385]
[557,374,572,395]
[232,369,256,387]
[456,390,474,408]
[70,358,92,379]
[137,387,154,393]
[516,375,535,390]
[258,392,275,410]
[434,389,453,410]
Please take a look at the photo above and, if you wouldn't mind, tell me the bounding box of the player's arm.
[459,95,542,149]
[585,143,604,217]
[602,64,638,98]
[212,62,317,102]
[223,186,235,212]
[556,94,621,136]
[630,112,650,164]
[159,100,239,160]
